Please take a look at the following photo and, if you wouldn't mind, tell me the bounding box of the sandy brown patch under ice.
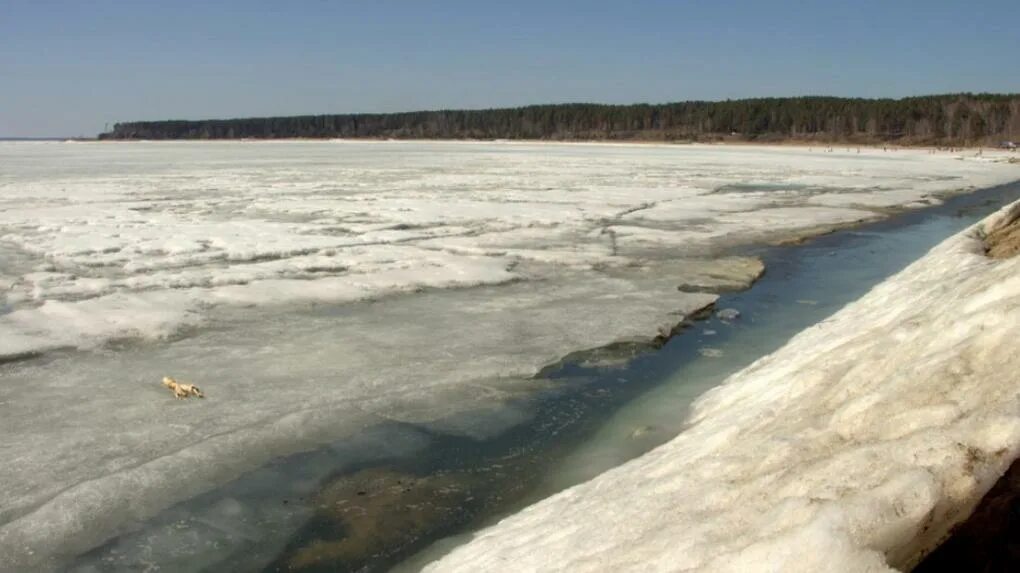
[985,213,1020,258]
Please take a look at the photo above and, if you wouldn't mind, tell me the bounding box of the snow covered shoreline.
[429,200,1020,572]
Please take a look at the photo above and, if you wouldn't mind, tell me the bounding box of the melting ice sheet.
[428,201,1020,572]
[0,141,1016,569]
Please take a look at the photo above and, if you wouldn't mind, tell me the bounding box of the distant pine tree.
[100,94,1020,146]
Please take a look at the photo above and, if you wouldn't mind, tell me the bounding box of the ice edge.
[429,200,1020,573]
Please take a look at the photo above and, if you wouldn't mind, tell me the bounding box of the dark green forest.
[100,94,1020,145]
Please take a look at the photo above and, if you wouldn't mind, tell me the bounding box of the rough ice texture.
[0,141,1017,570]
[1,142,1016,359]
[428,200,1020,573]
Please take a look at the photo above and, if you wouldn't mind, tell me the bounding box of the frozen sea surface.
[429,200,1020,572]
[0,140,1016,570]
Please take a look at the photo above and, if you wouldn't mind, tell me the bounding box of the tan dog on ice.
[162,376,204,399]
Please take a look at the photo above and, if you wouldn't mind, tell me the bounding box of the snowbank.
[428,201,1020,572]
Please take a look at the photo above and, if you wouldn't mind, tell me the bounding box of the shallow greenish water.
[68,181,1020,573]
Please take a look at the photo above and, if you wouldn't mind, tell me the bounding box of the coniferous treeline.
[100,94,1020,145]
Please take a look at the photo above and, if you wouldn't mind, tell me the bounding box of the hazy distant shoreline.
[0,137,83,142]
[2,137,1010,151]
[82,137,1020,151]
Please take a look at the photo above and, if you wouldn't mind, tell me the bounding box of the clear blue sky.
[3,0,1018,137]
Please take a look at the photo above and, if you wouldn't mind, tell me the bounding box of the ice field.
[0,140,1017,569]
[430,198,1020,573]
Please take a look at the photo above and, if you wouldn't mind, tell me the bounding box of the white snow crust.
[0,141,1017,570]
[1,141,1015,361]
[428,200,1020,572]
